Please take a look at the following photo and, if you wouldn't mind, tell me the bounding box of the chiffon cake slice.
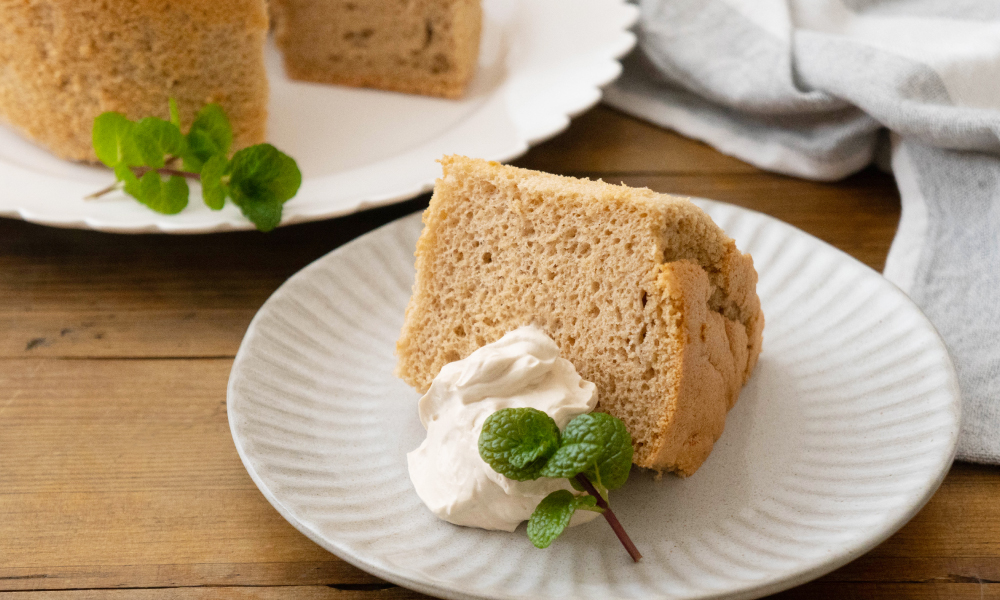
[396,156,764,477]
[270,0,481,99]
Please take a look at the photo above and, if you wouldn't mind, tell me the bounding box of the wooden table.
[2,106,998,600]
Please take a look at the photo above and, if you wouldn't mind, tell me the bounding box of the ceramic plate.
[227,200,961,600]
[0,0,636,233]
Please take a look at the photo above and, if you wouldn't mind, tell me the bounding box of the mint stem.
[134,166,201,180]
[85,166,201,200]
[574,473,642,562]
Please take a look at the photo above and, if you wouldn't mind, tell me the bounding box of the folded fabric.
[606,0,1000,463]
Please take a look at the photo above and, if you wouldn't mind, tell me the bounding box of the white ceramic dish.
[227,200,961,600]
[0,0,637,233]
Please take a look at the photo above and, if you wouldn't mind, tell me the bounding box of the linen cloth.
[605,0,1000,463]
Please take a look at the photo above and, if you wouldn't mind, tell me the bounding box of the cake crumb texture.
[0,0,269,162]
[270,0,481,99]
[397,156,764,476]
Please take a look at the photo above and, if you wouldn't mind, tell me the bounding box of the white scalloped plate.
[228,200,961,600]
[0,0,636,233]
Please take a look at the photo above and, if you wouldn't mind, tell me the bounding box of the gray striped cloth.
[605,0,1000,464]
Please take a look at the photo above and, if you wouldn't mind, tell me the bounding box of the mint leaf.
[168,97,181,129]
[479,407,561,481]
[234,195,282,231]
[183,103,232,171]
[229,144,301,203]
[540,413,633,490]
[527,490,598,549]
[126,171,189,215]
[160,175,190,214]
[133,117,185,168]
[93,112,141,168]
[134,170,164,210]
[541,441,602,481]
[115,164,140,195]
[228,144,301,232]
[200,155,229,210]
[586,415,633,491]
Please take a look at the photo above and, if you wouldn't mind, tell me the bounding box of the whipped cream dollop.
[407,325,600,531]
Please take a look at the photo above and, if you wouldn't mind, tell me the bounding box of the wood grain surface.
[1,106,995,600]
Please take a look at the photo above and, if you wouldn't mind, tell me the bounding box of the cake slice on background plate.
[270,0,481,99]
[0,0,269,162]
[397,156,764,477]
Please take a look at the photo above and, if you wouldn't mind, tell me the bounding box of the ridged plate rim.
[228,199,961,600]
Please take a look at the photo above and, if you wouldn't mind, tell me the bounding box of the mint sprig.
[183,104,231,172]
[88,101,302,232]
[478,408,642,561]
